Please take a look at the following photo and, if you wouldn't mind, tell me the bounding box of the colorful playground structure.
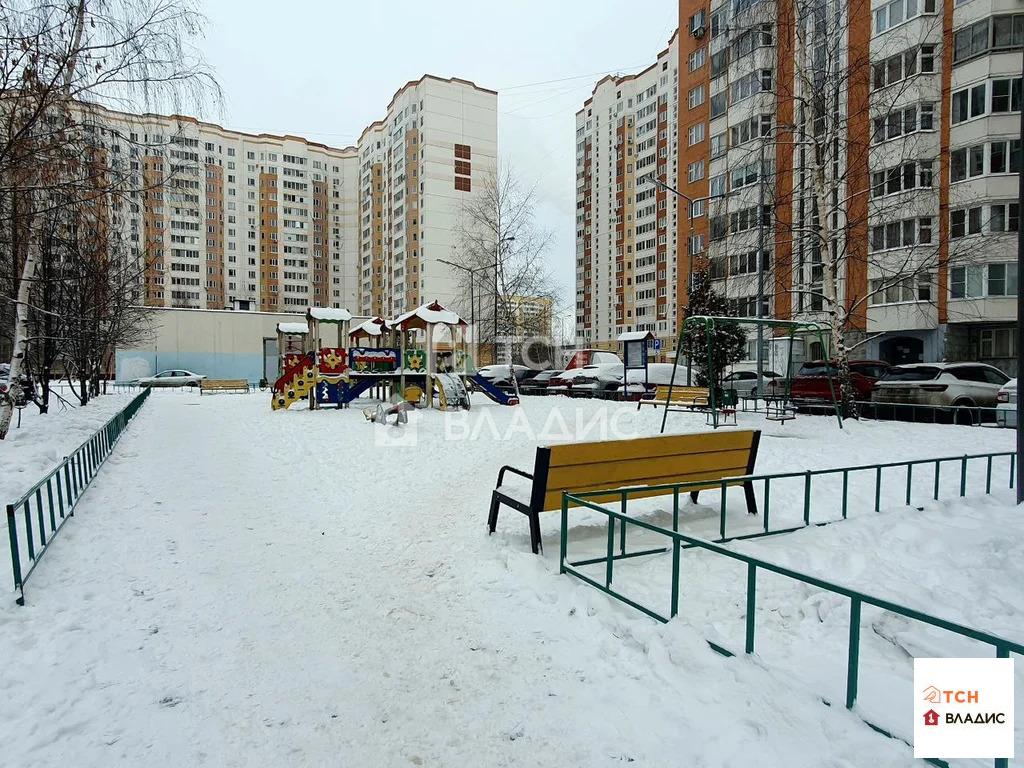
[271,301,519,411]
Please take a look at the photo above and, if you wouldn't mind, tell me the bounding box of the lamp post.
[438,258,490,366]
[756,123,798,395]
[640,173,732,384]
[494,235,515,367]
[1017,46,1023,503]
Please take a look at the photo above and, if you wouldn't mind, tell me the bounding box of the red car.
[772,360,891,409]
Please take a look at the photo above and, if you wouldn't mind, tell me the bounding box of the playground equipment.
[660,316,841,431]
[271,301,521,412]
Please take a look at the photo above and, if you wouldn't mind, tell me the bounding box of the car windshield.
[883,366,941,382]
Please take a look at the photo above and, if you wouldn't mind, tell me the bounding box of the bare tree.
[449,168,560,366]
[0,0,218,436]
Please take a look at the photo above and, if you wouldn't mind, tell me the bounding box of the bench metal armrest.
[496,464,534,488]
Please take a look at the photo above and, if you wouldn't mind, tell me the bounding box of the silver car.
[132,369,206,388]
[872,362,1009,412]
[722,369,782,399]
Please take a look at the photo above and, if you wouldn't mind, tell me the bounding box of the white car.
[722,369,782,399]
[997,378,1017,428]
[132,369,206,388]
[618,363,694,399]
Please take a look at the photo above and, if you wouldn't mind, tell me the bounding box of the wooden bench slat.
[200,379,250,394]
[544,468,754,510]
[546,432,755,467]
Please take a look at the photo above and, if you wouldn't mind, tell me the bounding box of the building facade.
[576,0,1020,374]
[88,75,497,320]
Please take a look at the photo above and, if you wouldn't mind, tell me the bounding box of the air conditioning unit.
[691,25,706,39]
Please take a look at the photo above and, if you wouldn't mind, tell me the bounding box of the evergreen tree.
[679,272,748,387]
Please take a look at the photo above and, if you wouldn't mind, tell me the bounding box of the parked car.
[519,369,563,395]
[474,364,535,390]
[996,378,1017,428]
[132,369,206,388]
[562,349,623,369]
[618,363,694,401]
[722,369,782,399]
[775,360,890,408]
[0,365,35,406]
[871,363,1009,418]
[558,362,627,399]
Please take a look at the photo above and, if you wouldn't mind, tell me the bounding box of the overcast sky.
[195,0,678,323]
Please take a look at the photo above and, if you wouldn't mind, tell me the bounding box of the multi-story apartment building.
[87,75,497,319]
[575,33,682,352]
[577,0,1021,375]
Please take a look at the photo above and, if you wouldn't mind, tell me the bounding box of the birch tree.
[0,0,217,436]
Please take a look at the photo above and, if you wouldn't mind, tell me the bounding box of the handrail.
[6,388,151,604]
[559,458,1019,768]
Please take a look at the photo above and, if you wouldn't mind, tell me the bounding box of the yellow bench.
[488,429,761,553]
[200,379,250,394]
[637,385,710,409]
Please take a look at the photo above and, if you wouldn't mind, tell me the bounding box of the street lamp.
[438,257,490,364]
[756,123,798,392]
[640,173,732,383]
[494,235,515,367]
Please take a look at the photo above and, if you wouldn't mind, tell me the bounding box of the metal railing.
[6,388,151,604]
[559,450,1018,768]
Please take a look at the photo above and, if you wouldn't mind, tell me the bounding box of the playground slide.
[340,376,381,404]
[469,374,519,406]
[435,373,470,410]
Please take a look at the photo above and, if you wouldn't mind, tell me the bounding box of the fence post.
[34,488,45,547]
[7,504,23,601]
[559,494,568,575]
[986,456,993,494]
[619,489,627,556]
[841,470,849,519]
[720,480,728,540]
[605,517,615,587]
[803,471,811,525]
[905,464,913,507]
[671,489,680,619]
[960,455,968,497]
[46,479,56,532]
[745,563,757,654]
[763,478,771,532]
[934,460,941,500]
[874,466,882,512]
[847,597,862,709]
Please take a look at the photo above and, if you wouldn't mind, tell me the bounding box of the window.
[688,122,706,145]
[454,176,471,192]
[710,173,727,197]
[689,47,706,71]
[872,46,934,89]
[454,144,471,160]
[710,9,727,38]
[988,263,1015,296]
[711,49,729,78]
[875,0,935,34]
[710,90,727,118]
[731,115,772,147]
[688,160,705,182]
[689,9,706,34]
[868,276,930,305]
[869,217,931,251]
[990,202,1020,232]
[731,69,772,102]
[731,161,763,189]
[954,14,1024,62]
[731,24,773,60]
[991,79,1021,113]
[980,328,1017,359]
[870,160,932,197]
[688,85,706,109]
[710,132,727,158]
[951,265,984,298]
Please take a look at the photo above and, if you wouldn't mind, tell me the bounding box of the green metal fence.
[559,449,1018,768]
[6,388,151,604]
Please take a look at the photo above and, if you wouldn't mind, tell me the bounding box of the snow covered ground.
[0,392,134,504]
[0,391,1018,767]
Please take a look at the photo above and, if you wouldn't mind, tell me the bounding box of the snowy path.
[1,394,1013,767]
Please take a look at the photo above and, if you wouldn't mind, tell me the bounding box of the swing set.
[660,316,843,432]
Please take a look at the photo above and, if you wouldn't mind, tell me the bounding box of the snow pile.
[0,395,1016,767]
[307,307,352,323]
[0,393,132,504]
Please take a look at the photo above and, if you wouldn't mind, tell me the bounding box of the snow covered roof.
[307,307,352,323]
[618,331,655,342]
[391,300,465,330]
[277,322,309,335]
[350,317,391,337]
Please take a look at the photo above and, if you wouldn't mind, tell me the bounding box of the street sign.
[653,338,662,351]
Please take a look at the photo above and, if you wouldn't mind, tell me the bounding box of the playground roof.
[350,317,391,338]
[618,330,655,342]
[277,322,309,335]
[391,300,466,331]
[307,307,353,323]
